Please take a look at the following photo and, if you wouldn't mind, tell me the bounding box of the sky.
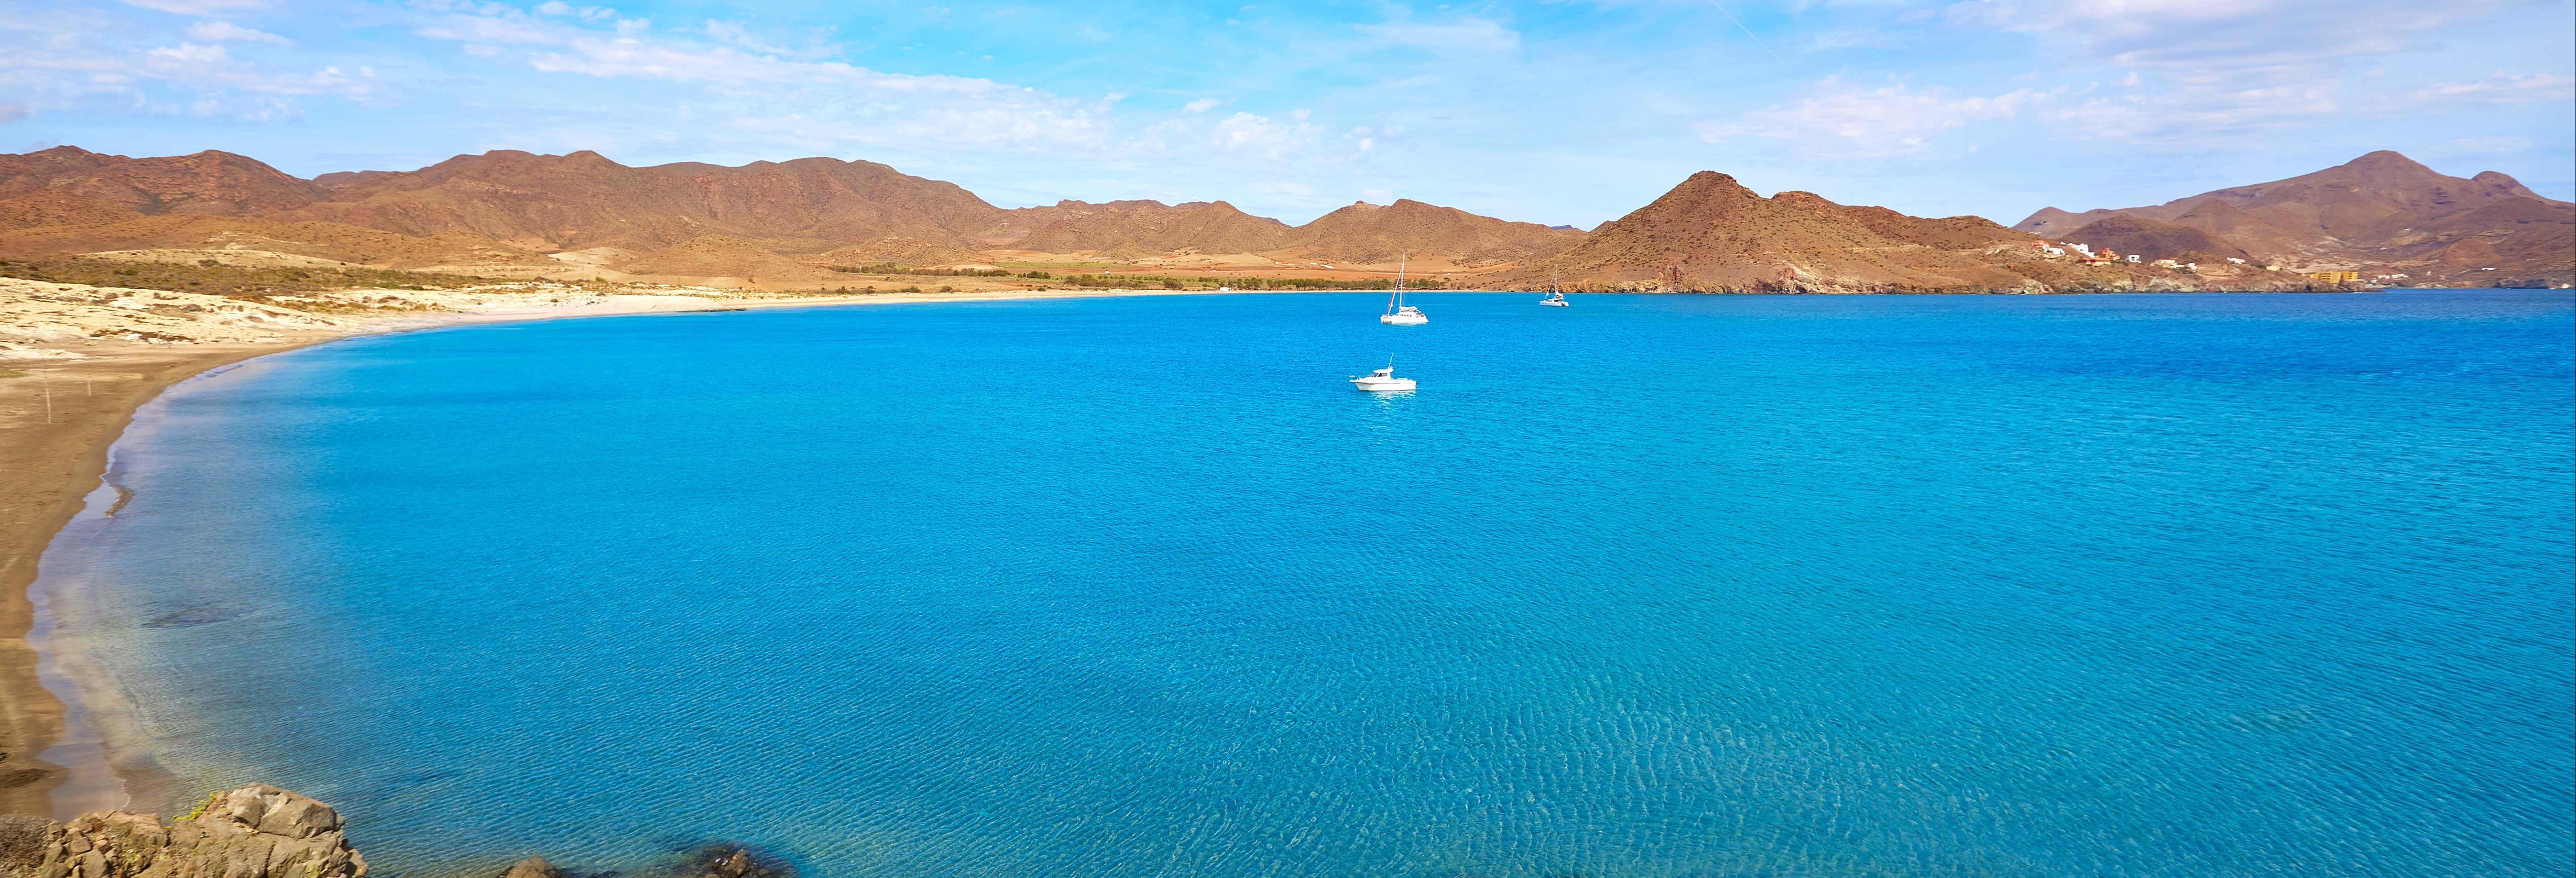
[3,1,2572,227]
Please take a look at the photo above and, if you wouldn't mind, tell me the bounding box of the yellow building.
[2306,270,2360,283]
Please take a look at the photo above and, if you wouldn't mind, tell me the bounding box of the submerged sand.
[0,278,1197,817]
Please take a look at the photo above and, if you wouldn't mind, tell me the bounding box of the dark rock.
[142,607,246,629]
[499,856,562,878]
[679,846,785,878]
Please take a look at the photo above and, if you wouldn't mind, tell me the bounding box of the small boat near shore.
[1380,254,1427,325]
[1350,358,1417,392]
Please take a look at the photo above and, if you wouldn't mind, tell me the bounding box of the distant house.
[2125,254,2142,263]
[2070,243,2094,256]
[2043,247,2065,257]
[2306,270,2361,283]
[2226,257,2247,264]
[2152,259,2180,268]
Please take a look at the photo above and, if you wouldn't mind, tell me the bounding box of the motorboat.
[1350,359,1417,392]
[1380,254,1428,325]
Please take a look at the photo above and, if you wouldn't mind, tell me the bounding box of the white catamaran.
[1380,254,1428,325]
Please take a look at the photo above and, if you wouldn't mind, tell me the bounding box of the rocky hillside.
[1286,199,1583,267]
[2058,216,2252,263]
[287,151,1003,253]
[987,200,1294,256]
[2019,151,2572,285]
[1524,171,2044,292]
[0,147,1578,281]
[0,148,326,218]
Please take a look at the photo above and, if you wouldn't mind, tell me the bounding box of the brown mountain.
[2018,151,2573,283]
[1287,199,1581,266]
[988,199,1293,256]
[0,146,326,217]
[2059,216,2251,263]
[284,150,1005,253]
[0,146,1582,280]
[1524,171,2065,293]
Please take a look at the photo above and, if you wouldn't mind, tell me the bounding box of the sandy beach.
[0,278,1185,818]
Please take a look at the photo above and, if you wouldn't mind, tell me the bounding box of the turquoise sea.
[34,291,2576,877]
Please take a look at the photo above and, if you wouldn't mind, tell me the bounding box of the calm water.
[36,291,2576,877]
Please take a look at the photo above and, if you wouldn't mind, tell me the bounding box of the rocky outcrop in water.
[15,785,365,878]
[0,786,786,878]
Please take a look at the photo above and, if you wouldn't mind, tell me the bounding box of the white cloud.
[136,42,377,97]
[1701,77,2045,156]
[412,8,1115,154]
[1210,110,1323,160]
[2042,78,2340,144]
[1355,16,1521,54]
[186,21,289,44]
[1937,0,2539,146]
[1183,97,1224,112]
[2403,73,2575,105]
[114,0,264,13]
[0,102,26,122]
[1940,0,2508,73]
[535,2,617,20]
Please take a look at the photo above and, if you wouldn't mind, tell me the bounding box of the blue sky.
[4,1,2571,227]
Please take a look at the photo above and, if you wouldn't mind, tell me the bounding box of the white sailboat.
[1541,271,1569,306]
[1350,357,1417,392]
[1380,254,1428,325]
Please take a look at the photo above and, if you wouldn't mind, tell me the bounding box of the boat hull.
[1351,378,1417,392]
[1380,314,1429,325]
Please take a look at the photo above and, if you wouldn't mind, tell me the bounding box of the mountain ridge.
[3,146,2565,290]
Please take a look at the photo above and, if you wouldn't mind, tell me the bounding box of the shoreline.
[0,284,1193,819]
[0,283,2469,819]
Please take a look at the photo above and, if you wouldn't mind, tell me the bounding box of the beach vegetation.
[828,263,1016,277]
[179,791,222,822]
[0,257,493,298]
[1049,272,1445,291]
